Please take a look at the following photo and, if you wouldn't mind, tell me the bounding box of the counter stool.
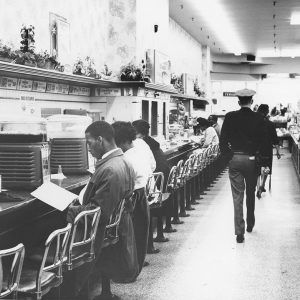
[171,160,184,225]
[194,151,204,199]
[66,207,101,271]
[18,223,72,300]
[163,165,179,233]
[0,243,25,299]
[101,199,126,249]
[146,172,170,253]
[99,198,126,300]
[178,159,191,217]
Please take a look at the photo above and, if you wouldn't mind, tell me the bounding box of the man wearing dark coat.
[220,89,268,243]
[64,121,136,300]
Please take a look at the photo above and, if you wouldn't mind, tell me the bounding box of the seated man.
[112,121,152,278]
[132,119,170,182]
[196,117,219,148]
[208,115,221,138]
[64,121,136,300]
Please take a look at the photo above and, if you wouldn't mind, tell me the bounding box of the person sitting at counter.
[132,119,170,184]
[208,115,221,138]
[196,117,219,148]
[64,121,136,300]
[112,121,152,280]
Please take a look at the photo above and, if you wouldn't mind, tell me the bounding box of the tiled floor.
[94,151,300,300]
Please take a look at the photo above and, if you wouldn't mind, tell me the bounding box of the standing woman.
[256,104,281,198]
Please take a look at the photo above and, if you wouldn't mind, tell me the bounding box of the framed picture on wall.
[146,49,171,85]
[49,12,71,66]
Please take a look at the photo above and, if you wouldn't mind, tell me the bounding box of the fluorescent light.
[291,12,300,25]
[192,0,244,55]
[257,47,300,58]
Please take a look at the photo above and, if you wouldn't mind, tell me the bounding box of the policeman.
[220,89,267,243]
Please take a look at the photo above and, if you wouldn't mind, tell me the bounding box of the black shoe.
[246,226,253,233]
[236,234,244,243]
[261,187,266,192]
[256,190,262,199]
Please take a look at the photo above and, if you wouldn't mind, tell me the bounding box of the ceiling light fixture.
[192,0,244,55]
[291,12,300,25]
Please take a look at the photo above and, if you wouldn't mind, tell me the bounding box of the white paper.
[31,182,78,211]
[50,173,66,180]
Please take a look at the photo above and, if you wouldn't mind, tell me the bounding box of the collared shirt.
[101,148,121,160]
[133,138,156,172]
[203,126,219,147]
[213,123,221,137]
[124,145,152,190]
[220,107,267,156]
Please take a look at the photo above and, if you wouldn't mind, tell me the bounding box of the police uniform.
[220,89,267,240]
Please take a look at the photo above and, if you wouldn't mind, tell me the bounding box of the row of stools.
[0,144,227,299]
[147,144,227,254]
[0,200,126,299]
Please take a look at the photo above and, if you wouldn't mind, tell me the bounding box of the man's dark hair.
[238,96,253,105]
[257,104,269,116]
[111,121,136,146]
[208,115,218,123]
[132,119,150,136]
[85,121,115,142]
[197,117,210,128]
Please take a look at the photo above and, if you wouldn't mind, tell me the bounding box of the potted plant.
[120,61,144,81]
[0,41,14,62]
[13,49,36,66]
[100,64,113,80]
[73,58,85,75]
[194,78,205,97]
[84,56,97,78]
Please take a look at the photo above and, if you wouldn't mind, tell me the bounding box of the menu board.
[32,81,47,92]
[0,77,18,89]
[18,79,33,91]
[99,88,121,96]
[46,83,56,93]
[69,86,90,96]
[55,83,69,94]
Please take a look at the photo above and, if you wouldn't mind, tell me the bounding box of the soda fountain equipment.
[0,115,50,190]
[46,115,94,174]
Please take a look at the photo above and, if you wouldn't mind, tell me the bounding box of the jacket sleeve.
[67,167,118,222]
[219,114,231,155]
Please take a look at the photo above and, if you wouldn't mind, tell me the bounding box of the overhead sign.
[223,92,236,97]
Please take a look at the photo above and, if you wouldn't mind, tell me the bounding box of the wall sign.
[32,81,47,92]
[99,88,121,96]
[0,77,18,89]
[18,79,33,91]
[223,92,236,97]
[69,86,90,96]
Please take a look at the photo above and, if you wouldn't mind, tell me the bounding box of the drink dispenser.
[46,115,93,174]
[0,115,50,189]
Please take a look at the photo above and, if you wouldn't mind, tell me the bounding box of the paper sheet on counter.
[31,182,78,211]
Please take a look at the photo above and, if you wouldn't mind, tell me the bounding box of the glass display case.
[46,114,92,139]
[0,114,47,142]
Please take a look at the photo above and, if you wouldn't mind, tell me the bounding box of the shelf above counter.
[0,61,179,95]
[171,93,210,104]
[0,61,113,87]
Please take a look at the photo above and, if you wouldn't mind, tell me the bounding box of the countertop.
[0,174,90,214]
